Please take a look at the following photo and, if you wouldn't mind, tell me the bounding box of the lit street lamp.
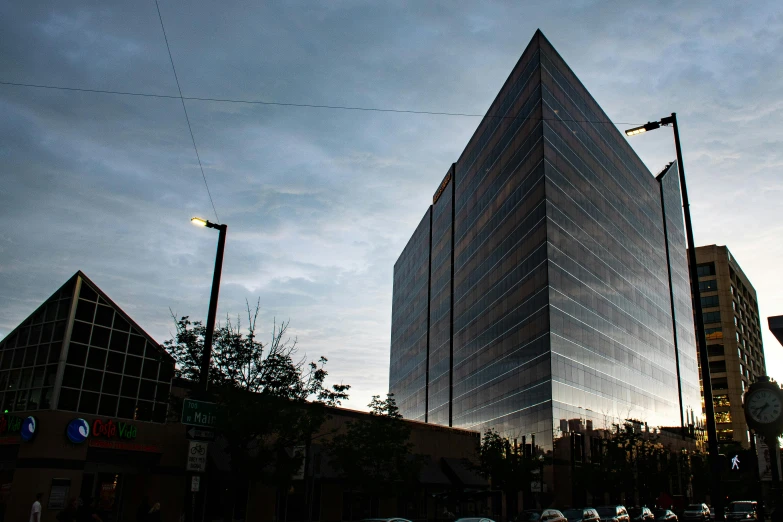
[191,216,227,396]
[626,114,723,519]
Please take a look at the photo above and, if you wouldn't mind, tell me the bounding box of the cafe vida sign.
[92,419,137,440]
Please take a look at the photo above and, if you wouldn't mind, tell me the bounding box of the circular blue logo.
[66,418,90,444]
[20,416,37,442]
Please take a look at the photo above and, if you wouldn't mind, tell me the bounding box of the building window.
[53,282,174,423]
[715,411,732,423]
[713,378,729,390]
[709,360,727,373]
[0,284,71,412]
[697,263,716,277]
[706,328,723,340]
[699,280,718,292]
[701,295,720,308]
[714,395,730,407]
[708,345,724,357]
[703,311,721,324]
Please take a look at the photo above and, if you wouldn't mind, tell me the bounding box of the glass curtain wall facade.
[389,210,431,421]
[659,163,702,430]
[0,271,174,423]
[428,166,454,425]
[389,30,697,456]
[0,281,72,413]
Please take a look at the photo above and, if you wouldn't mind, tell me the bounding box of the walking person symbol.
[732,454,740,470]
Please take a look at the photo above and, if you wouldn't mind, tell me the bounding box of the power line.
[0,80,645,126]
[154,0,219,224]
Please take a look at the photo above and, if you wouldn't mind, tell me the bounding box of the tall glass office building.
[389,31,700,458]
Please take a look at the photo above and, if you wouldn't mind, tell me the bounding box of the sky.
[1,1,782,412]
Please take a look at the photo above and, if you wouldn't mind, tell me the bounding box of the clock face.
[747,389,783,424]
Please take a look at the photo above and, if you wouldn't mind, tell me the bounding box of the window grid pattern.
[541,38,685,435]
[0,281,72,413]
[390,32,702,456]
[427,170,453,425]
[660,165,701,431]
[56,281,173,423]
[451,42,552,440]
[389,209,431,422]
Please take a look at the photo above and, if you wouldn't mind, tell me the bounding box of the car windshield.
[687,506,703,511]
[597,508,616,517]
[730,505,754,513]
[562,510,583,521]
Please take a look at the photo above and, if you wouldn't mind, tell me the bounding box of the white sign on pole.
[191,476,200,492]
[292,446,306,480]
[756,435,781,481]
[187,440,208,472]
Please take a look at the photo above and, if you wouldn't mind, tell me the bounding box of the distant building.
[694,245,766,447]
[389,29,702,499]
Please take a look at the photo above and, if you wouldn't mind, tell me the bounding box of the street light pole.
[665,113,720,455]
[191,217,228,395]
[626,114,723,519]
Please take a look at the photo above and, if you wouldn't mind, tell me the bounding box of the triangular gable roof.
[73,271,174,363]
[0,271,173,363]
[0,273,76,350]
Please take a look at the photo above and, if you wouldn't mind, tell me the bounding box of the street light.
[624,121,662,136]
[191,216,227,395]
[626,113,724,519]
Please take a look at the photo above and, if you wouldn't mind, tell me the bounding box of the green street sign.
[181,399,217,427]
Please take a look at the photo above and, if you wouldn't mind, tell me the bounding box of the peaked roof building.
[389,29,701,485]
[0,271,174,421]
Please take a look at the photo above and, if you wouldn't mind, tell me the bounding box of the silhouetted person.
[30,493,43,522]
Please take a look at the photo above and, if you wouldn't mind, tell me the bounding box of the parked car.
[597,506,631,522]
[518,510,568,522]
[455,518,496,522]
[683,504,711,522]
[653,509,678,522]
[629,508,655,522]
[562,509,600,522]
[727,502,758,521]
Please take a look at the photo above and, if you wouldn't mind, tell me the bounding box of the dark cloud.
[2,1,782,410]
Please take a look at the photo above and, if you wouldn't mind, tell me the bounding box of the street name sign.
[181,399,217,428]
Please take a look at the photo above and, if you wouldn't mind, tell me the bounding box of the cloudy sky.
[2,1,782,411]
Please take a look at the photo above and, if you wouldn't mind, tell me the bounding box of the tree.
[164,300,350,518]
[581,422,671,506]
[475,429,537,516]
[325,394,421,500]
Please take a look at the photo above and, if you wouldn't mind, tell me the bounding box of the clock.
[743,377,783,435]
[747,389,782,424]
